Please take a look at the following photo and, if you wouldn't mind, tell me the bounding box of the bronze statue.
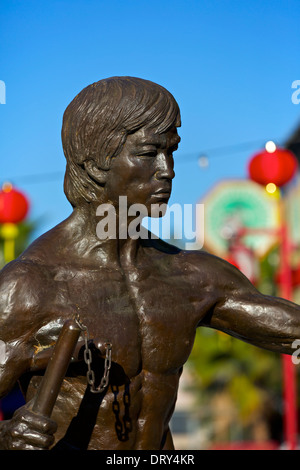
[0,76,300,450]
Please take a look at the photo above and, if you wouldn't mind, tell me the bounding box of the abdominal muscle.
[26,367,181,450]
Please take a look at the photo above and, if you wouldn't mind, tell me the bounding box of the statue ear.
[83,160,108,185]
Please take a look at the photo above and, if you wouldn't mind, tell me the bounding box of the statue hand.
[0,401,57,450]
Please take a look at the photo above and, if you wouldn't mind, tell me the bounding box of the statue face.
[103,125,180,213]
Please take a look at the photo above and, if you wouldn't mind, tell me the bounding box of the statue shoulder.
[0,259,50,340]
[176,248,256,295]
[143,238,242,281]
[143,238,228,275]
[175,248,223,270]
[174,248,243,281]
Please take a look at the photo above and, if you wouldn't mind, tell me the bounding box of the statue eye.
[138,151,157,158]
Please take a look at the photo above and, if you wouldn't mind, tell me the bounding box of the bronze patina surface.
[0,77,300,450]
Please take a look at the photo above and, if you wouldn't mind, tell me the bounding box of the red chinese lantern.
[248,144,298,187]
[0,182,30,224]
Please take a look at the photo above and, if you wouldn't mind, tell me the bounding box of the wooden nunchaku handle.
[32,319,81,418]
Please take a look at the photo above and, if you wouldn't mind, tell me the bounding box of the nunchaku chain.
[74,313,112,394]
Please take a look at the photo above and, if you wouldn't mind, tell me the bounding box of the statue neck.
[63,204,142,268]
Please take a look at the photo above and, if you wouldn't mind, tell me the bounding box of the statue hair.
[61,76,181,206]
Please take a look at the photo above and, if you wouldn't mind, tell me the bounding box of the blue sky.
[1,0,299,240]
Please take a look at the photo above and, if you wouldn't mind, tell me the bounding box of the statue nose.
[155,153,175,180]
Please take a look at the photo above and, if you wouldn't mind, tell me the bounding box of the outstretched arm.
[199,256,300,355]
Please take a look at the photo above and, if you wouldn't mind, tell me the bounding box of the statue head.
[61,76,181,207]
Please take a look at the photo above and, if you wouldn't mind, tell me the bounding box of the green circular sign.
[201,180,279,257]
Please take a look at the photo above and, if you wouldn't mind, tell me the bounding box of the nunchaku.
[32,319,82,418]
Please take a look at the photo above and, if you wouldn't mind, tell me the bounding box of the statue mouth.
[152,187,171,198]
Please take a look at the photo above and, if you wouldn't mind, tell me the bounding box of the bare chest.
[34,263,211,378]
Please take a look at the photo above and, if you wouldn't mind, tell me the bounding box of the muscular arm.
[0,260,57,449]
[197,254,300,355]
[0,261,40,397]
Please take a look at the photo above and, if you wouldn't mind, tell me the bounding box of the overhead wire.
[2,137,299,185]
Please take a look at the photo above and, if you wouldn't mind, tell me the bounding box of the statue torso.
[20,242,216,450]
